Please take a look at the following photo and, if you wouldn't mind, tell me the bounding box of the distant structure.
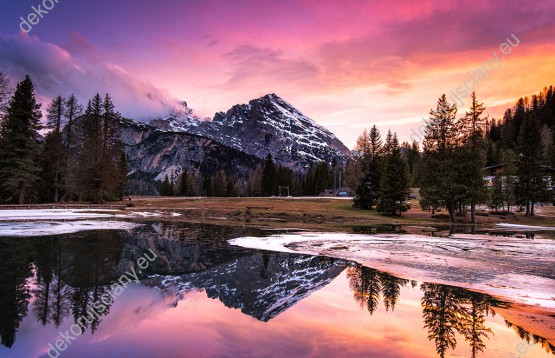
[320,188,354,197]
[278,186,290,197]
[484,163,555,187]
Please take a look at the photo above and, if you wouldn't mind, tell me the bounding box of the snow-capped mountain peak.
[148,94,349,170]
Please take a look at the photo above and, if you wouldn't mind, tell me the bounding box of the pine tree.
[0,71,10,119]
[313,162,332,195]
[261,154,277,196]
[213,170,227,197]
[203,175,213,197]
[62,94,83,201]
[74,93,125,202]
[355,128,371,156]
[247,164,263,196]
[160,175,173,196]
[515,113,551,215]
[353,125,382,209]
[42,96,67,202]
[80,94,104,202]
[0,76,42,204]
[179,169,191,196]
[489,175,503,211]
[225,174,236,197]
[461,92,488,223]
[64,94,83,151]
[116,152,128,200]
[377,133,411,215]
[420,94,464,222]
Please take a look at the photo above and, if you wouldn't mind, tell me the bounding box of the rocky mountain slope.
[119,118,262,194]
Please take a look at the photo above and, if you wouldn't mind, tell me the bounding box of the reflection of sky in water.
[0,223,552,358]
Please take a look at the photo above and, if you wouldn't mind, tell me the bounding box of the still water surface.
[0,222,552,357]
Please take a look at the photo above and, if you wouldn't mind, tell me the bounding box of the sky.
[0,0,554,148]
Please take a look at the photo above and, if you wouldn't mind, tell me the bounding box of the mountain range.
[120,94,350,193]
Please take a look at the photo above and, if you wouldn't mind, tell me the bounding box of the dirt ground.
[118,196,555,230]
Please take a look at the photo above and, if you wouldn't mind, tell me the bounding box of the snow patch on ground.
[0,209,118,221]
[496,223,555,230]
[123,211,162,218]
[0,220,139,237]
[229,232,555,310]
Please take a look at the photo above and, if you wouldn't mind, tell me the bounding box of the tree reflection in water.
[0,231,125,348]
[347,264,515,358]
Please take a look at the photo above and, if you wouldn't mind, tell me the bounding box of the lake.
[0,222,552,357]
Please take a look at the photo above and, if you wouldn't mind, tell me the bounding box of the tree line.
[0,73,127,204]
[350,88,555,221]
[350,126,412,215]
[158,153,341,197]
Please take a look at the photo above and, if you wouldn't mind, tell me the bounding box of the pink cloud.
[0,33,182,121]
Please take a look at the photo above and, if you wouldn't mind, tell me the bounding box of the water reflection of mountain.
[118,222,264,275]
[148,253,345,321]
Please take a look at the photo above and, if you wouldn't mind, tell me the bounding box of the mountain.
[115,94,351,194]
[148,94,350,171]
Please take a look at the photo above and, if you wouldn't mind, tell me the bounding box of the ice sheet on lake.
[229,232,555,310]
[0,220,139,237]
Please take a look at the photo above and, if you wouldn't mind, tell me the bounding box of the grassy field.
[123,196,555,230]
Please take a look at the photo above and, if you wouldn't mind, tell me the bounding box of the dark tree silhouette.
[347,265,382,315]
[0,239,33,348]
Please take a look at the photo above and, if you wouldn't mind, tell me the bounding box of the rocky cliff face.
[148,94,350,171]
[120,118,262,195]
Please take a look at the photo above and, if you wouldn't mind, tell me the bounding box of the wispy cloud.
[0,33,181,121]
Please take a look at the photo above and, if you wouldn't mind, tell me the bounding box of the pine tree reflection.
[460,292,494,357]
[0,238,33,348]
[420,283,511,358]
[347,265,410,314]
[380,272,409,312]
[50,249,72,328]
[64,232,125,333]
[348,264,513,358]
[505,320,555,355]
[421,283,467,357]
[32,237,58,326]
[347,265,382,314]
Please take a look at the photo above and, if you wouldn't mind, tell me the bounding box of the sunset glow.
[1,0,554,147]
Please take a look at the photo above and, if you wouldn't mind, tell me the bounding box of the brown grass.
[114,196,555,230]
